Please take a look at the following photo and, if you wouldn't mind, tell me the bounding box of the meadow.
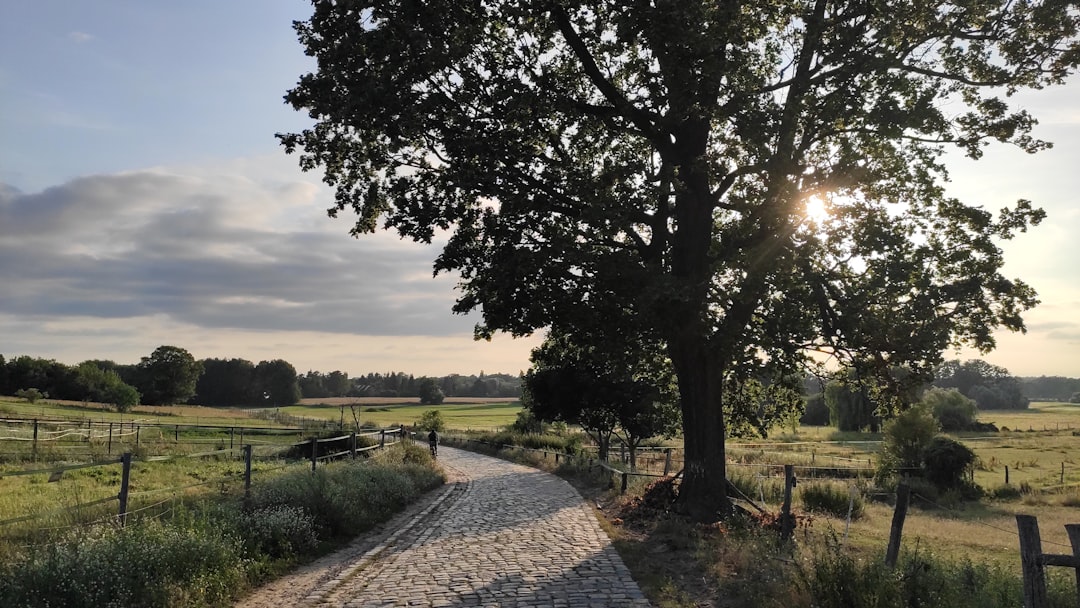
[3,394,1077,575]
[285,397,522,430]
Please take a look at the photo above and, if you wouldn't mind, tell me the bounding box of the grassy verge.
[449,431,1080,608]
[0,442,444,608]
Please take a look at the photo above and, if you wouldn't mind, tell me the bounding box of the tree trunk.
[597,433,610,462]
[669,338,731,521]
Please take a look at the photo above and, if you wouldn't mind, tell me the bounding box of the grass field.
[0,396,284,428]
[281,398,522,430]
[4,396,1077,546]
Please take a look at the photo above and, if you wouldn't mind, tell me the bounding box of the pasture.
[0,395,284,428]
[283,397,522,430]
[3,394,1078,571]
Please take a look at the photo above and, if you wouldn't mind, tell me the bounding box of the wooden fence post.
[380,429,386,448]
[781,464,796,543]
[350,431,357,458]
[243,445,253,502]
[663,448,672,476]
[32,419,39,459]
[108,422,113,454]
[620,471,628,494]
[1006,465,1010,484]
[175,425,179,443]
[1017,514,1050,608]
[118,452,132,527]
[1067,524,1080,607]
[136,425,140,448]
[885,483,911,568]
[229,427,234,450]
[310,437,318,471]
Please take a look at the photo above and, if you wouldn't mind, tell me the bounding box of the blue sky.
[1,1,1077,378]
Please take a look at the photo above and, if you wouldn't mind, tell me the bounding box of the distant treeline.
[0,350,521,409]
[345,371,522,399]
[1018,376,1080,402]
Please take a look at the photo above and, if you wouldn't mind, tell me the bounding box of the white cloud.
[0,157,486,342]
[68,31,94,44]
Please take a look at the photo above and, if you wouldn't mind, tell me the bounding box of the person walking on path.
[427,429,439,458]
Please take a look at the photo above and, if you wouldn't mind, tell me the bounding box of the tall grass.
[794,534,1078,608]
[0,442,444,607]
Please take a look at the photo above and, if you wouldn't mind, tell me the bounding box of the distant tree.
[523,336,619,462]
[0,354,8,394]
[800,392,830,426]
[418,378,445,405]
[324,371,352,397]
[1072,392,1080,404]
[877,404,939,483]
[73,361,140,410]
[5,356,77,400]
[15,388,44,404]
[921,387,978,432]
[825,375,880,433]
[134,346,203,405]
[417,409,445,433]
[510,409,545,435]
[523,329,679,467]
[104,382,140,413]
[1019,376,1080,402]
[934,359,1027,410]
[611,379,682,470]
[298,371,329,399]
[254,359,301,407]
[195,358,258,406]
[922,436,977,492]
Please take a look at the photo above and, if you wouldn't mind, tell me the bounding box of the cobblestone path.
[305,445,652,608]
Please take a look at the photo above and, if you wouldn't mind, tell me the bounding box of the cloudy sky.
[1,2,1077,378]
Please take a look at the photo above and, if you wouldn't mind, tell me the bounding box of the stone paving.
[311,445,653,608]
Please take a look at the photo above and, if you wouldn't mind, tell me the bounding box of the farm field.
[281,398,522,430]
[3,396,1077,557]
[0,395,285,428]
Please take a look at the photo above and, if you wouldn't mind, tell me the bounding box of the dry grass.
[297,396,516,406]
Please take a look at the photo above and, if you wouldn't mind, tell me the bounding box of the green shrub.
[236,505,319,558]
[0,520,246,608]
[800,483,864,519]
[250,451,443,538]
[988,484,1022,500]
[922,387,978,432]
[14,388,44,403]
[417,409,446,432]
[800,392,830,426]
[877,403,938,483]
[922,436,976,491]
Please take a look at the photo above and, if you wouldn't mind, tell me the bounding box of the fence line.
[0,426,404,531]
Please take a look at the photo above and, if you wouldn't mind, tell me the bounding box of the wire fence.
[0,426,405,536]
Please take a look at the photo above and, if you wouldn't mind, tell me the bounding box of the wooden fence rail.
[1016,514,1080,608]
[0,426,404,531]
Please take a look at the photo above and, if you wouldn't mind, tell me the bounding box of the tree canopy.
[283,0,1079,519]
[523,329,680,465]
[933,359,1028,409]
[136,346,203,406]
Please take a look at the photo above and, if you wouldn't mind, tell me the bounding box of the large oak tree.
[281,0,1079,519]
